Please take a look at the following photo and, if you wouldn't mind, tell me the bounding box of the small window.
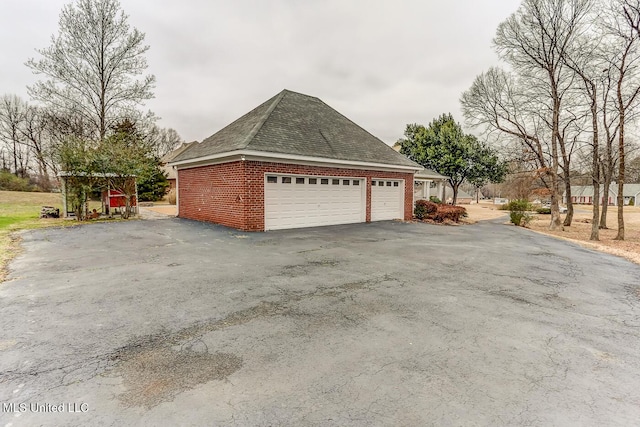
[372,181,376,186]
[267,176,277,183]
[386,181,392,187]
[321,178,329,185]
[282,177,292,184]
[332,179,340,185]
[393,182,399,187]
[343,180,350,185]
[296,177,305,184]
[353,180,360,186]
[309,178,317,184]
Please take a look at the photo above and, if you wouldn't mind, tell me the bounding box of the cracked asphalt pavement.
[1,217,640,426]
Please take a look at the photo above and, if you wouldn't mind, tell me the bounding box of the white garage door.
[265,175,365,230]
[371,179,404,221]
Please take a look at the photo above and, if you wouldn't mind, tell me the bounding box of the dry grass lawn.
[463,201,508,222]
[144,205,177,215]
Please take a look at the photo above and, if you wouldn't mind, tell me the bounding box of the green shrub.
[536,207,551,214]
[429,195,442,204]
[508,199,533,226]
[0,170,37,192]
[509,211,533,226]
[414,202,426,220]
[414,199,438,220]
[498,203,510,210]
[506,199,531,212]
[137,165,169,202]
[630,197,635,206]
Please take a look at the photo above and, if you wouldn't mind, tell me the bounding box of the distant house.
[168,89,422,231]
[564,184,640,206]
[444,186,473,205]
[622,184,640,206]
[160,142,196,191]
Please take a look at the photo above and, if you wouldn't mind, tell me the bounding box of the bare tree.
[19,106,54,189]
[0,95,28,177]
[462,0,593,230]
[605,0,640,240]
[26,0,155,142]
[462,68,562,229]
[146,126,183,158]
[560,22,607,239]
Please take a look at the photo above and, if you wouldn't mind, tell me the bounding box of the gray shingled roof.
[160,141,197,164]
[568,184,640,198]
[171,89,420,169]
[569,185,595,197]
[415,169,447,180]
[624,183,640,197]
[160,141,197,179]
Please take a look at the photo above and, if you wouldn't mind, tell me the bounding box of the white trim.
[169,150,421,173]
[415,172,447,180]
[170,152,243,169]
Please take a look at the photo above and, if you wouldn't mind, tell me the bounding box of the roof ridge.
[279,88,320,99]
[240,90,287,148]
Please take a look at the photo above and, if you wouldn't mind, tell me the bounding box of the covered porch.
[414,169,448,203]
[59,172,138,219]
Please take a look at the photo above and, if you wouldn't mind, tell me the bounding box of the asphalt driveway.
[1,217,640,426]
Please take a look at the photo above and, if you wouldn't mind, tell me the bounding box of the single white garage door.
[265,175,365,230]
[371,179,404,221]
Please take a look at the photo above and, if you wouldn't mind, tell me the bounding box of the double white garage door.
[264,174,404,230]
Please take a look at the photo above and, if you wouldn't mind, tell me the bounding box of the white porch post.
[425,180,432,199]
[61,176,67,218]
[437,181,444,201]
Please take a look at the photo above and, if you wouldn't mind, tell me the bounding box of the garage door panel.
[265,175,365,230]
[371,180,404,221]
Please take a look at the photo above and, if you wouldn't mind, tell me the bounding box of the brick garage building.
[169,90,421,231]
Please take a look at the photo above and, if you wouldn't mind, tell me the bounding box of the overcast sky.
[0,0,522,144]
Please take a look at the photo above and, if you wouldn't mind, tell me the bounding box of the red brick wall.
[178,160,414,231]
[177,162,247,229]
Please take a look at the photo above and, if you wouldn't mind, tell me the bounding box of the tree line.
[0,0,182,217]
[461,0,640,241]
